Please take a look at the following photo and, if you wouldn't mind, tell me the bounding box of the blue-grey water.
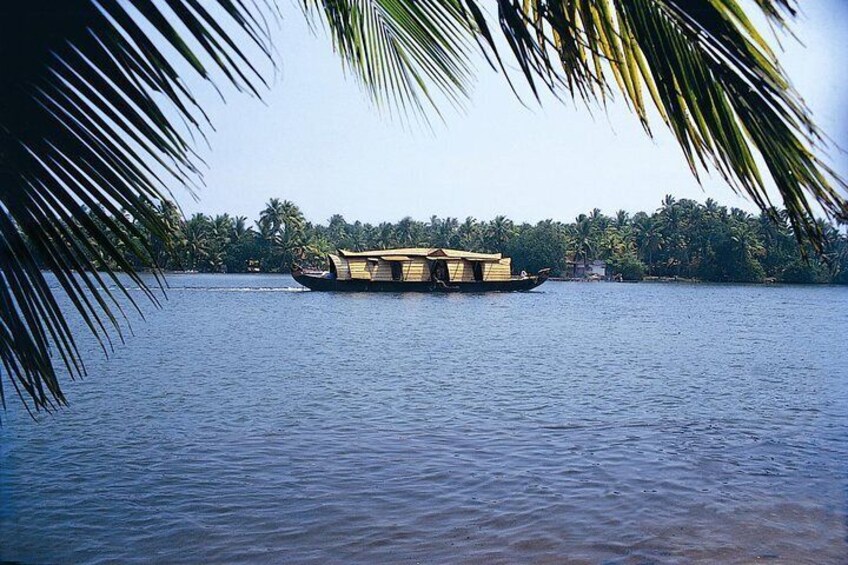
[1,275,847,564]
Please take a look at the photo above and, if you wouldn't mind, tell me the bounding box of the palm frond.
[302,0,476,118]
[0,1,272,416]
[312,0,847,244]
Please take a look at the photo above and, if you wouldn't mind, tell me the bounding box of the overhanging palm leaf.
[1,1,272,415]
[307,0,846,242]
[303,0,475,117]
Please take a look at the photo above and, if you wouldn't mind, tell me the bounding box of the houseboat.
[292,248,550,292]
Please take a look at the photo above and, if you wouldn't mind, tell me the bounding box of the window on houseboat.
[391,261,403,281]
[472,261,484,282]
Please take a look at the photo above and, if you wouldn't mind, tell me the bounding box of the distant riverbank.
[84,195,847,286]
[140,270,847,286]
[549,275,846,285]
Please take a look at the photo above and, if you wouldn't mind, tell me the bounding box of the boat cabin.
[327,248,513,283]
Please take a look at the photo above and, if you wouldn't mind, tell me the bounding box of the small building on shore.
[566,259,607,280]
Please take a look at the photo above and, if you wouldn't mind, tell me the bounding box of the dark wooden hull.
[292,270,549,293]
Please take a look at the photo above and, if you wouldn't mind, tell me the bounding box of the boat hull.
[292,270,549,292]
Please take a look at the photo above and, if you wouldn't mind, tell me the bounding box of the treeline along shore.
[95,196,847,284]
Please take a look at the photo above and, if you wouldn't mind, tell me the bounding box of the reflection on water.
[1,275,847,563]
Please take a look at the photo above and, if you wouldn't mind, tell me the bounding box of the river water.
[1,275,846,563]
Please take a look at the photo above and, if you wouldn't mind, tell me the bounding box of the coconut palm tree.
[279,201,306,237]
[232,216,253,243]
[145,200,185,271]
[395,217,419,247]
[260,199,287,235]
[458,217,484,251]
[224,216,256,273]
[703,199,721,219]
[183,214,212,271]
[3,0,848,413]
[485,216,515,251]
[301,233,334,267]
[348,221,369,251]
[327,214,351,249]
[258,198,306,270]
[614,210,631,231]
[376,222,397,249]
[255,216,277,271]
[588,208,609,233]
[276,201,307,268]
[571,218,596,267]
[634,216,665,274]
[599,228,631,261]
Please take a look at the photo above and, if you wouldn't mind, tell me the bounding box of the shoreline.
[140,271,844,287]
[544,276,845,287]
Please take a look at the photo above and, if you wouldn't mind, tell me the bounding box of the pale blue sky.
[178,2,848,225]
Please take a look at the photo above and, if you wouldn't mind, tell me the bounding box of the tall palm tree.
[571,218,596,266]
[276,202,307,269]
[485,215,515,251]
[394,216,425,247]
[599,228,632,261]
[458,217,483,251]
[255,215,277,271]
[258,198,306,269]
[588,208,608,233]
[260,199,287,234]
[224,215,256,273]
[730,220,766,260]
[279,201,306,237]
[148,200,185,271]
[376,222,397,249]
[703,198,721,219]
[327,214,350,249]
[614,210,630,231]
[183,214,212,271]
[3,0,848,413]
[441,217,461,249]
[348,221,368,251]
[232,216,254,244]
[635,216,665,273]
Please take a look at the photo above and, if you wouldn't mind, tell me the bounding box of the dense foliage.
[105,196,847,284]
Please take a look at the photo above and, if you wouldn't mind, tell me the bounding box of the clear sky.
[177,1,848,225]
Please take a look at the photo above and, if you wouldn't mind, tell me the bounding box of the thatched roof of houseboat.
[338,248,503,261]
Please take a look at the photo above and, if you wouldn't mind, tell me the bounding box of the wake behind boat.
[292,248,550,292]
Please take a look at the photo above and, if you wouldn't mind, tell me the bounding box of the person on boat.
[433,262,448,283]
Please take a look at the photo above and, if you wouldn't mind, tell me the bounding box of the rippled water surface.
[1,276,847,563]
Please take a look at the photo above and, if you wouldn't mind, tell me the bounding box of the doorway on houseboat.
[472,261,484,282]
[431,260,449,283]
[390,261,403,281]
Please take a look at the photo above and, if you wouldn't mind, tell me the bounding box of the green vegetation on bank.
[105,196,847,284]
